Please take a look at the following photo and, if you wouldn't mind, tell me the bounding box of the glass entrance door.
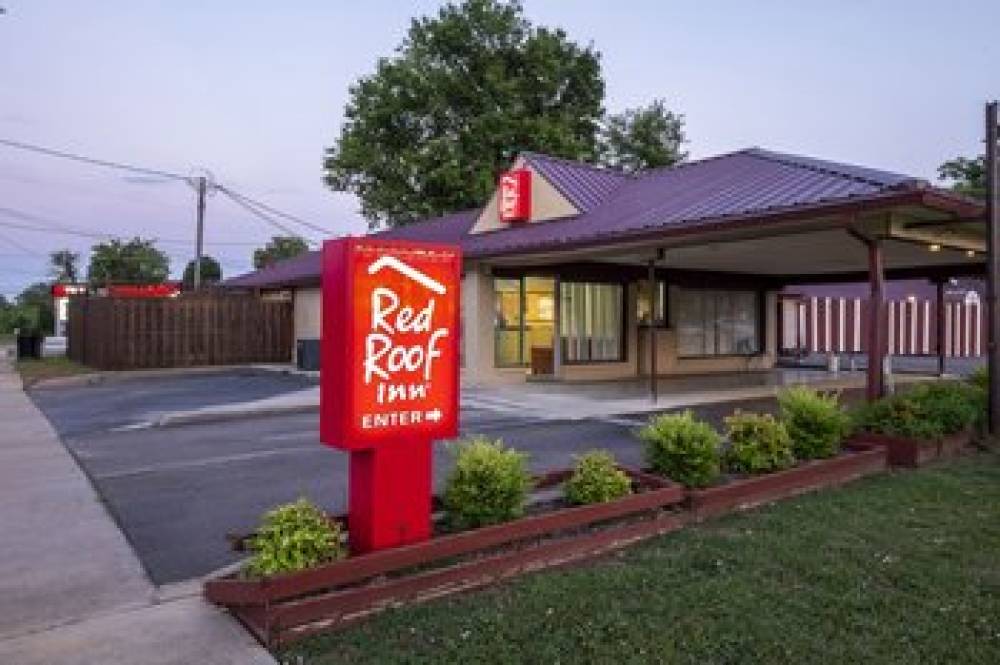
[493,276,555,375]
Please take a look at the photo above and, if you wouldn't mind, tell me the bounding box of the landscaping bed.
[205,466,685,647]
[851,429,974,467]
[686,441,886,520]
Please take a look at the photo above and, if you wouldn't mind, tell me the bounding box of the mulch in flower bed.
[685,442,887,520]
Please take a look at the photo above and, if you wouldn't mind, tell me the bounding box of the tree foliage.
[938,155,985,200]
[183,256,222,289]
[0,282,55,334]
[86,238,170,287]
[325,0,606,228]
[599,99,686,173]
[252,236,309,269]
[49,249,80,283]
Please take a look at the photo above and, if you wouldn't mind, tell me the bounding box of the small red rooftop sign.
[499,168,531,222]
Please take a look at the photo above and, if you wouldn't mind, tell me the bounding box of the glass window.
[637,280,668,327]
[494,278,522,367]
[676,288,759,357]
[560,282,624,363]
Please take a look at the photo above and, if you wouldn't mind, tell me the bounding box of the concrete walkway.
[152,367,936,428]
[0,350,275,665]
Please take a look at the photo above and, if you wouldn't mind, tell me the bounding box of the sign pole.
[987,101,1000,435]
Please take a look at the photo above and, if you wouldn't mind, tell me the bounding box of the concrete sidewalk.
[0,350,275,665]
[152,367,937,428]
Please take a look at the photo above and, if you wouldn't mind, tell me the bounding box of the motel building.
[225,148,986,396]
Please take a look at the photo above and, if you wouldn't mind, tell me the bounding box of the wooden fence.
[67,295,293,370]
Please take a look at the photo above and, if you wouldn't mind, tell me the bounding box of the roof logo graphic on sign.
[367,255,447,295]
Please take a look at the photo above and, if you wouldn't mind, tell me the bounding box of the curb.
[26,364,302,391]
[154,402,320,429]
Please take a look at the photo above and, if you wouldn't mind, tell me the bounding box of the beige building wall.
[461,267,778,384]
[470,156,579,235]
[292,287,321,364]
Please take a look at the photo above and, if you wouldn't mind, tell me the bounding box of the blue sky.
[1,0,998,298]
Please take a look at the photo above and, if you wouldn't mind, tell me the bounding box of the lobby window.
[676,288,759,357]
[493,276,556,368]
[637,280,668,327]
[560,282,624,363]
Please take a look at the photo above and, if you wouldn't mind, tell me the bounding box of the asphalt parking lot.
[30,371,661,584]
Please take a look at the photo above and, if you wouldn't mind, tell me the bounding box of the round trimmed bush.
[443,437,533,529]
[777,387,850,459]
[724,411,794,474]
[638,411,721,488]
[245,498,344,578]
[564,450,632,505]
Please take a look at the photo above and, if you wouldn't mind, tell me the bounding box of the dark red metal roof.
[224,147,980,289]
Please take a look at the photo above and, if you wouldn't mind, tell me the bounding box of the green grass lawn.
[16,356,93,388]
[281,453,1000,664]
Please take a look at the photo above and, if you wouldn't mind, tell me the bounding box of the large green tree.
[599,99,687,173]
[87,238,170,287]
[49,249,80,283]
[325,0,605,228]
[938,155,985,200]
[182,256,222,289]
[252,236,309,269]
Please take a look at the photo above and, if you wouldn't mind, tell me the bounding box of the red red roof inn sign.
[321,238,461,553]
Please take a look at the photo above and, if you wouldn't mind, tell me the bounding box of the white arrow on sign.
[368,255,447,295]
[426,409,442,423]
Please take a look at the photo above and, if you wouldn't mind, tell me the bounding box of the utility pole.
[986,101,1000,434]
[194,176,207,290]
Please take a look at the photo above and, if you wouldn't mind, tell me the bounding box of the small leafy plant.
[778,387,850,459]
[443,437,533,529]
[564,450,633,505]
[724,411,795,474]
[639,411,722,488]
[851,381,981,440]
[245,498,344,578]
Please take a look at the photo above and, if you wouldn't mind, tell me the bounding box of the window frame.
[559,280,628,365]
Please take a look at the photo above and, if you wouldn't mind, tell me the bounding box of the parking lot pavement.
[29,369,316,438]
[29,370,826,586]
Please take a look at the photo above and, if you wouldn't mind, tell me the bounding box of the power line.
[0,137,189,182]
[0,206,263,246]
[217,188,315,245]
[217,185,334,236]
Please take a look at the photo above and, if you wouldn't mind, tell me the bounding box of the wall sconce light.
[966,249,976,258]
[928,243,942,252]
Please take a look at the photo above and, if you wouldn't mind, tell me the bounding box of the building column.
[936,280,947,377]
[866,239,886,401]
[647,258,657,403]
[552,275,562,378]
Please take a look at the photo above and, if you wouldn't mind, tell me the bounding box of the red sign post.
[321,238,461,554]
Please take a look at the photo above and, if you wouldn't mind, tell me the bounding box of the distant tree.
[252,236,309,269]
[14,282,54,334]
[938,155,985,200]
[87,238,170,287]
[599,99,687,173]
[49,249,80,283]
[324,0,605,228]
[183,256,222,289]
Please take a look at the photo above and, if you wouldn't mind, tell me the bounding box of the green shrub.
[564,450,633,505]
[639,411,722,488]
[245,498,344,578]
[851,381,980,440]
[724,411,795,474]
[777,387,850,459]
[969,366,988,393]
[443,437,533,529]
